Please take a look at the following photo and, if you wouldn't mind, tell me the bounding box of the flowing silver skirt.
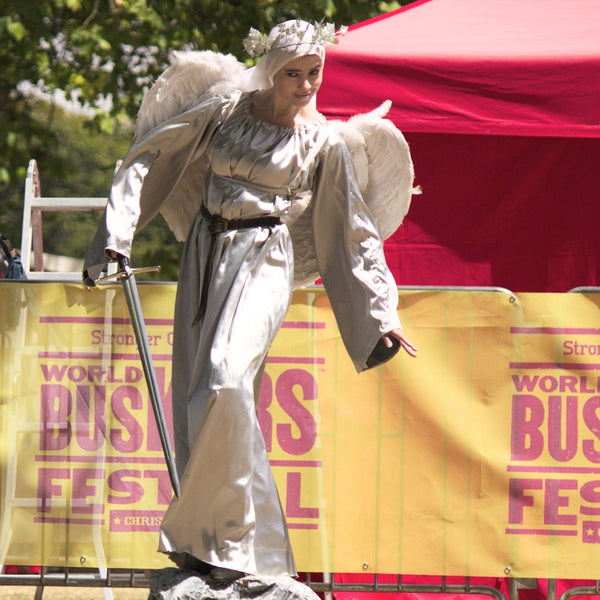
[158,214,297,576]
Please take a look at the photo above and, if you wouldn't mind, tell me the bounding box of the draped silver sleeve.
[83,94,238,283]
[312,136,402,372]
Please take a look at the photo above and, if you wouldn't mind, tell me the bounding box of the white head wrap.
[243,20,339,91]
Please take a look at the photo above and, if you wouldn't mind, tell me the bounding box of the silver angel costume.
[84,20,417,579]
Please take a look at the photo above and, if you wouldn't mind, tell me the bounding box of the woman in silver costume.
[83,19,417,581]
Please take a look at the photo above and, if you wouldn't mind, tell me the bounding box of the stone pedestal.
[148,568,321,600]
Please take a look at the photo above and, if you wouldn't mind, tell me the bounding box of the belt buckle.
[208,216,228,234]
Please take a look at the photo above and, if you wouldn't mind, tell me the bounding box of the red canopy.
[318,0,600,292]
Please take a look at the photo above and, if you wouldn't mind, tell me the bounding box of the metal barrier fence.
[3,267,600,597]
[0,569,504,598]
[2,569,600,600]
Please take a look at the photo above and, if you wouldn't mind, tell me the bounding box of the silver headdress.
[243,20,341,57]
[243,19,346,91]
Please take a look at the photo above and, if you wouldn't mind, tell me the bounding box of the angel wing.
[133,50,248,240]
[135,50,246,140]
[290,101,419,288]
[330,100,420,240]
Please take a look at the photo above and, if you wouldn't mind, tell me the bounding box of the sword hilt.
[118,255,131,273]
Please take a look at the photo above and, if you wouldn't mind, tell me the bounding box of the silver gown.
[83,90,402,577]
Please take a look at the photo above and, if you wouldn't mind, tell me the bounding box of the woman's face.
[272,54,323,108]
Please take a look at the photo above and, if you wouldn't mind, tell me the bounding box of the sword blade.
[118,259,180,498]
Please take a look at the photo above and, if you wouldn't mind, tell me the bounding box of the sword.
[96,256,181,498]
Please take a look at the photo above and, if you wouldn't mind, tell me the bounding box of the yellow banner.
[2,283,600,579]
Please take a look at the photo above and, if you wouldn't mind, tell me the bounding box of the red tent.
[319,2,600,596]
[317,0,600,292]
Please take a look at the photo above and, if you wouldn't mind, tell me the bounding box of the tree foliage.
[0,0,416,278]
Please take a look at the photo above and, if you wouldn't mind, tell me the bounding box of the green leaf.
[96,113,115,135]
[6,132,17,148]
[6,18,27,41]
[68,72,88,89]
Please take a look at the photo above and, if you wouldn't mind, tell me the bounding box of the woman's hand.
[107,249,128,264]
[382,327,418,358]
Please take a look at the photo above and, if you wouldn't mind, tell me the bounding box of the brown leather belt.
[194,205,282,324]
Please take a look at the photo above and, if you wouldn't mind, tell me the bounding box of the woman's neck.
[250,90,315,129]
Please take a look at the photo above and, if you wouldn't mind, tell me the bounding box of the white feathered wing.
[135,50,247,140]
[330,100,420,241]
[291,101,420,286]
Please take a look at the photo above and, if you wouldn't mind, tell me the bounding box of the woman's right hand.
[382,327,418,358]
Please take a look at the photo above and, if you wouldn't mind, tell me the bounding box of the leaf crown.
[243,20,345,57]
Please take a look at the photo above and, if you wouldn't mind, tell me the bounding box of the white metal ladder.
[12,159,116,599]
[20,158,110,281]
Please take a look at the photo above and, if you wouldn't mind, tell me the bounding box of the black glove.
[82,269,96,287]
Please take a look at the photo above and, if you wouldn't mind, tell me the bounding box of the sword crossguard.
[92,259,161,285]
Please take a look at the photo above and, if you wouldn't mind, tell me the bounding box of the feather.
[292,102,420,288]
[331,101,420,240]
[131,50,248,241]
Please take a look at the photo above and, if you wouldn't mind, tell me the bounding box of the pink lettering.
[75,385,106,451]
[107,470,145,504]
[72,468,104,514]
[508,478,542,523]
[125,366,143,383]
[257,373,274,452]
[512,375,539,393]
[87,365,105,383]
[37,467,70,513]
[583,396,600,463]
[511,395,544,461]
[276,369,317,456]
[580,480,600,515]
[40,384,72,450]
[544,478,577,525]
[286,471,318,518]
[110,385,143,453]
[67,365,86,383]
[144,469,172,505]
[40,364,67,382]
[547,395,578,461]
